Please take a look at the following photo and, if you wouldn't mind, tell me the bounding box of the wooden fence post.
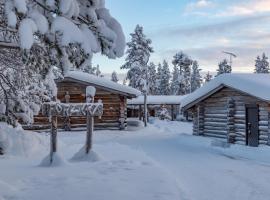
[50,115,57,164]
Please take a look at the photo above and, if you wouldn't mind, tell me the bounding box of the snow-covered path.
[1,119,270,200]
[98,120,270,200]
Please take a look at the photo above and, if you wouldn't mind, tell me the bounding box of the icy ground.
[1,119,270,200]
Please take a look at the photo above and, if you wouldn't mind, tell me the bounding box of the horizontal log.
[204,133,227,139]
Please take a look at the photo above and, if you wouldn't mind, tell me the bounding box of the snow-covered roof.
[128,95,187,105]
[181,73,270,110]
[64,71,141,97]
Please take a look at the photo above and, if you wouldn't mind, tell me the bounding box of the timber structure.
[181,74,270,147]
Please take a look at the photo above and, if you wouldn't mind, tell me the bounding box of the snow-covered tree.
[190,61,202,92]
[216,59,231,76]
[95,65,102,77]
[4,0,125,75]
[170,65,180,95]
[2,0,125,125]
[111,71,119,83]
[204,71,213,83]
[121,25,154,92]
[255,53,270,73]
[172,52,193,95]
[148,62,157,95]
[156,60,171,95]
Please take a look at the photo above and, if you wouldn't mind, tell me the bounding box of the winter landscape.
[1,0,270,200]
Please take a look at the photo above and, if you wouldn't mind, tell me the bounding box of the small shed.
[128,95,187,121]
[30,71,141,130]
[181,74,270,147]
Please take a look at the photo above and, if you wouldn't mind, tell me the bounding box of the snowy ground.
[1,119,270,200]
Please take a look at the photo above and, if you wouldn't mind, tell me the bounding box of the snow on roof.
[128,95,187,105]
[65,71,141,97]
[181,73,270,109]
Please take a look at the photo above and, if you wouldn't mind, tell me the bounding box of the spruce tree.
[216,59,231,76]
[158,60,171,95]
[148,62,157,95]
[121,25,154,92]
[111,71,119,83]
[172,52,193,95]
[171,65,180,95]
[255,53,270,73]
[156,63,163,95]
[190,61,202,92]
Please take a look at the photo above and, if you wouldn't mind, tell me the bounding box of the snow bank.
[181,73,270,109]
[70,147,102,162]
[0,123,46,157]
[39,152,66,167]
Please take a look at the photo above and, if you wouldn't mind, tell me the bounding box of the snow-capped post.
[86,86,96,154]
[64,92,71,131]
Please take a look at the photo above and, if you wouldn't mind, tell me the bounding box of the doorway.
[245,104,259,147]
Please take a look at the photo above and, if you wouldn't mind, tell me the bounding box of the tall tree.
[121,25,154,92]
[148,62,157,95]
[190,61,202,92]
[255,53,270,73]
[157,60,171,95]
[111,71,119,83]
[170,65,180,95]
[216,59,232,76]
[172,52,193,95]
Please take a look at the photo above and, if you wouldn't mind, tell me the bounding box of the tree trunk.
[50,116,57,163]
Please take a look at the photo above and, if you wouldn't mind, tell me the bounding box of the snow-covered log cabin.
[181,74,270,147]
[28,71,141,131]
[127,96,187,120]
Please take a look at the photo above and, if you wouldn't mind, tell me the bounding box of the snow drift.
[0,123,46,157]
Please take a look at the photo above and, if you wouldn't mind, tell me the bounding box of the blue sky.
[93,0,270,75]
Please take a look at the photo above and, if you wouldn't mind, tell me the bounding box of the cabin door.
[246,105,259,147]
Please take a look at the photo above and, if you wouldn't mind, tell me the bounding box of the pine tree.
[148,62,157,95]
[216,59,232,76]
[255,53,270,73]
[157,60,171,95]
[170,65,180,95]
[190,61,202,92]
[172,52,193,95]
[156,63,163,95]
[111,71,119,83]
[121,25,154,92]
[204,71,213,83]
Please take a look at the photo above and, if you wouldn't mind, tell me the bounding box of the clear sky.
[93,0,270,75]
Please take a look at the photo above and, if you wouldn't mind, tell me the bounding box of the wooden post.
[267,112,270,146]
[86,114,93,154]
[119,96,127,130]
[139,105,142,121]
[227,98,235,144]
[50,115,57,164]
[171,105,174,121]
[144,93,147,127]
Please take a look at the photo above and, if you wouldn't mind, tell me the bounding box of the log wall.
[192,87,270,145]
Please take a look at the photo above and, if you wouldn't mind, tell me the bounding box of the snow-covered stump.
[227,98,236,144]
[42,101,103,166]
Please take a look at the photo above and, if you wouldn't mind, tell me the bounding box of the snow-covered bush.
[157,107,171,121]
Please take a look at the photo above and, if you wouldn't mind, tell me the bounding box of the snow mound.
[0,180,17,200]
[70,147,102,162]
[0,123,46,157]
[39,153,66,167]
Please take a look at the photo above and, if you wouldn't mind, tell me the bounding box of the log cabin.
[26,71,141,131]
[127,95,187,121]
[181,74,270,147]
